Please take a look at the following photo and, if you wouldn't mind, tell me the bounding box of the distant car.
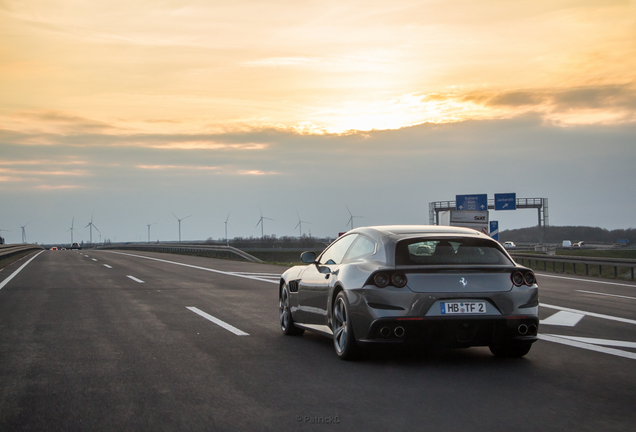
[503,241,516,249]
[51,247,58,250]
[562,240,572,248]
[70,242,81,250]
[279,225,539,360]
[61,248,66,250]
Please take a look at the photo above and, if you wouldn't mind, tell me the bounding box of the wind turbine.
[224,213,231,246]
[147,223,157,243]
[294,211,311,237]
[172,213,192,243]
[255,206,274,239]
[19,222,31,243]
[345,205,364,230]
[66,217,80,244]
[85,214,100,244]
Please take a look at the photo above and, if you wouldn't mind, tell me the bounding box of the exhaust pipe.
[518,324,528,335]
[528,324,537,335]
[394,326,405,338]
[380,327,391,338]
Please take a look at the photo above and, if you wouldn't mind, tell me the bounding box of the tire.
[489,342,532,358]
[279,284,304,336]
[332,291,358,360]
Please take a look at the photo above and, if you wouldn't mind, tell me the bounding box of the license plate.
[440,301,486,314]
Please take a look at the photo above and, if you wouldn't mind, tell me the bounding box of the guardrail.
[0,244,44,260]
[511,253,636,281]
[98,243,263,263]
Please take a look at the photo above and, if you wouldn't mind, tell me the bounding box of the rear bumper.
[357,316,539,348]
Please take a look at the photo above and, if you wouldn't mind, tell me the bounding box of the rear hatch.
[395,236,516,293]
[404,270,513,293]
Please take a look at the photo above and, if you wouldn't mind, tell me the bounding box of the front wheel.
[332,292,358,360]
[489,342,532,358]
[279,284,304,336]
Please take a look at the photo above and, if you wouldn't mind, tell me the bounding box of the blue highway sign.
[490,221,499,241]
[456,194,487,211]
[494,193,516,211]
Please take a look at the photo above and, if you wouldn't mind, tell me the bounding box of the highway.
[1,250,635,431]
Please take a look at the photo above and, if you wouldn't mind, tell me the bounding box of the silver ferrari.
[279,225,539,360]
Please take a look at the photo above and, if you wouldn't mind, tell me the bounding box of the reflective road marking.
[545,335,636,349]
[541,303,636,325]
[576,290,636,301]
[0,251,44,290]
[126,275,145,283]
[186,307,249,336]
[540,311,585,326]
[104,264,113,269]
[103,251,279,284]
[536,273,636,288]
[539,334,636,360]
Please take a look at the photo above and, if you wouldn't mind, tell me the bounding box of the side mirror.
[300,251,316,264]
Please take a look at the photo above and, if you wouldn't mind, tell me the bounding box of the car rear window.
[395,237,512,266]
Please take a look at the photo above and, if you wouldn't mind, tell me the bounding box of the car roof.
[349,225,486,240]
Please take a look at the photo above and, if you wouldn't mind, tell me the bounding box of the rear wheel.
[489,342,532,358]
[332,292,358,360]
[279,284,304,336]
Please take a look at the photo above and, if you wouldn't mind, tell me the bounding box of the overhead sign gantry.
[429,195,549,244]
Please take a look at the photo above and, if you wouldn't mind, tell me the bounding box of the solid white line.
[576,290,636,300]
[102,251,279,284]
[538,334,636,360]
[536,272,636,288]
[126,275,145,283]
[545,335,636,349]
[0,251,44,290]
[186,307,249,336]
[541,303,636,325]
[104,264,113,269]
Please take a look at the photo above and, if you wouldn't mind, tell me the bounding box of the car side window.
[343,235,376,262]
[319,234,358,265]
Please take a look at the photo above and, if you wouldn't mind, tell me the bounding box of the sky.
[1,0,635,245]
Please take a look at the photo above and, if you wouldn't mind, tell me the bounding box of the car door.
[296,234,358,325]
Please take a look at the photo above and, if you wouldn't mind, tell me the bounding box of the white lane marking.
[541,303,636,325]
[538,334,636,360]
[104,264,113,269]
[186,307,249,336]
[536,272,636,288]
[0,251,45,290]
[102,251,279,284]
[576,290,636,301]
[92,259,98,262]
[126,275,145,283]
[545,335,636,349]
[230,272,281,277]
[540,311,585,326]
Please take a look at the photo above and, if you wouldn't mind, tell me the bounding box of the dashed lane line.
[187,307,249,336]
[101,251,280,285]
[104,264,113,269]
[126,275,145,283]
[0,251,44,290]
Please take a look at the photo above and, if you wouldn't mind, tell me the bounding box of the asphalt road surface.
[1,250,634,431]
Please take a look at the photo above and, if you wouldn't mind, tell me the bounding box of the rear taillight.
[371,271,407,288]
[523,272,536,286]
[391,273,408,288]
[511,270,536,287]
[374,273,390,288]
